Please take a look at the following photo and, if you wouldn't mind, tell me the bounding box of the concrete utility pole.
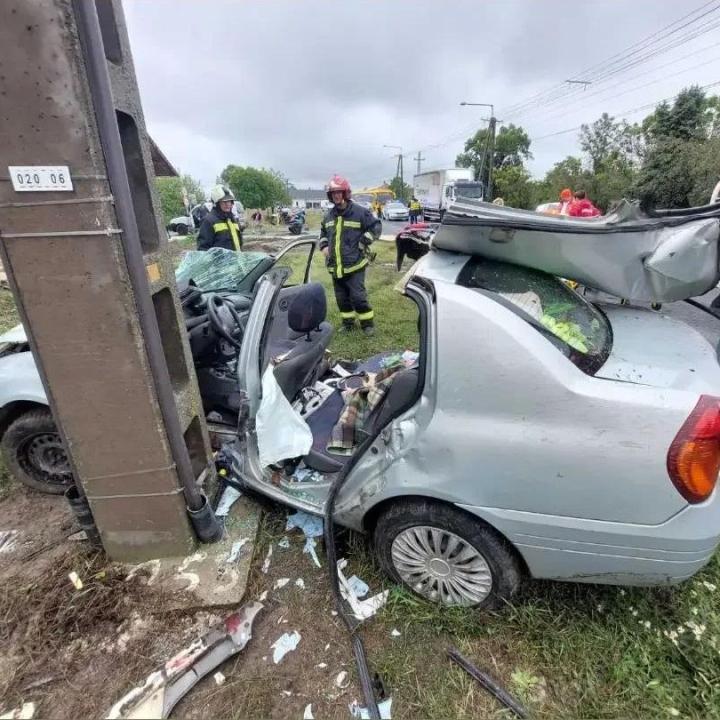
[383,144,404,202]
[413,152,425,175]
[0,0,220,560]
[460,102,498,200]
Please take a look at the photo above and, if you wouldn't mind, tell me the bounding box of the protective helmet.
[326,175,351,202]
[210,185,235,204]
[560,188,572,201]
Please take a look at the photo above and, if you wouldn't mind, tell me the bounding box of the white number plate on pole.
[8,166,74,192]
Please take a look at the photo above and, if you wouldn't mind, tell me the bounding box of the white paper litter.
[346,575,369,599]
[258,590,269,602]
[349,697,393,719]
[317,662,328,669]
[213,672,225,686]
[226,538,250,564]
[261,545,273,574]
[215,486,242,517]
[332,363,352,378]
[304,537,322,568]
[303,704,315,720]
[391,629,401,637]
[257,367,312,467]
[271,631,301,664]
[68,571,83,590]
[324,643,330,651]
[274,578,290,590]
[277,536,290,549]
[0,702,35,720]
[295,578,306,590]
[282,690,292,697]
[335,670,350,689]
[337,559,389,621]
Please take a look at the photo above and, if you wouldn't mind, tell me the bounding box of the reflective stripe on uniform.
[213,222,228,232]
[343,257,368,274]
[324,221,335,228]
[334,216,344,278]
[340,311,356,319]
[363,232,374,242]
[357,310,374,321]
[343,220,361,228]
[227,220,241,251]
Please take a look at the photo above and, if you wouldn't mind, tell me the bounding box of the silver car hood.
[596,304,720,392]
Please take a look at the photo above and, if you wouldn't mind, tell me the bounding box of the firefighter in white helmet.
[197,185,243,251]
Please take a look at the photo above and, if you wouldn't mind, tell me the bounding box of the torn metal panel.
[435,199,720,302]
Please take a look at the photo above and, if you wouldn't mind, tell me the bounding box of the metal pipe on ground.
[72,0,222,543]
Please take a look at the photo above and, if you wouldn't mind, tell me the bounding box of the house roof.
[291,188,327,201]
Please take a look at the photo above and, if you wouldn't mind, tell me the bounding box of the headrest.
[288,283,327,334]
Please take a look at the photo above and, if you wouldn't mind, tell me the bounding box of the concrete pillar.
[0,0,215,561]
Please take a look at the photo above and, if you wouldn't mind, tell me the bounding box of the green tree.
[155,174,205,224]
[456,123,532,188]
[580,114,642,173]
[219,165,290,209]
[387,176,413,203]
[492,165,533,209]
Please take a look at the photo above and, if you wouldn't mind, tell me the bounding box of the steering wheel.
[206,294,246,349]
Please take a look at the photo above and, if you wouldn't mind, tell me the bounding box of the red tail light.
[667,395,720,504]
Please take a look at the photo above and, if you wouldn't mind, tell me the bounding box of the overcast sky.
[123,0,720,191]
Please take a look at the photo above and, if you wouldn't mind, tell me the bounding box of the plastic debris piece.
[213,672,225,686]
[295,578,306,590]
[324,643,330,651]
[317,662,328,669]
[282,690,292,697]
[0,530,19,554]
[349,697,393,719]
[271,631,301,664]
[337,559,389,621]
[0,702,35,720]
[335,671,350,689]
[277,536,290,549]
[274,578,290,590]
[303,703,315,720]
[226,538,250,564]
[304,537,322,568]
[391,629,401,637]
[286,510,324,537]
[215,486,242,517]
[67,530,88,542]
[68,571,83,590]
[258,590,269,602]
[401,350,419,366]
[346,575,369,599]
[261,545,273,574]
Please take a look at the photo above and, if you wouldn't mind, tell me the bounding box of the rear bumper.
[460,496,720,586]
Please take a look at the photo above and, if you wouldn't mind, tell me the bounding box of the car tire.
[373,499,522,609]
[175,223,189,236]
[1,408,73,495]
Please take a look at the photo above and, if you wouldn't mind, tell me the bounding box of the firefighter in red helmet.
[319,175,382,336]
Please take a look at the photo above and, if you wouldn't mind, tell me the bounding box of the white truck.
[413,168,484,220]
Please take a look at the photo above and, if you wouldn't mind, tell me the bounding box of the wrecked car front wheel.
[1,408,73,494]
[373,499,522,609]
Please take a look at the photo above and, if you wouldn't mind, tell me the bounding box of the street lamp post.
[460,101,497,200]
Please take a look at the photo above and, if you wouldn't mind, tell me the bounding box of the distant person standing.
[409,196,422,223]
[197,185,243,251]
[559,188,573,215]
[568,190,601,218]
[319,175,381,336]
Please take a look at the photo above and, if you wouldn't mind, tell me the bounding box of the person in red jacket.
[568,190,601,218]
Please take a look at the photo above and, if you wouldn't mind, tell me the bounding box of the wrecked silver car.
[228,201,720,609]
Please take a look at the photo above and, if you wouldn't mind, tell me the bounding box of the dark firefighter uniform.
[196,207,243,251]
[319,201,381,329]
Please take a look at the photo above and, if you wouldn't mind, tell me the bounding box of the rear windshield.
[458,258,611,375]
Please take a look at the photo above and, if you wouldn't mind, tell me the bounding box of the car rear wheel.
[1,408,73,494]
[373,499,522,609]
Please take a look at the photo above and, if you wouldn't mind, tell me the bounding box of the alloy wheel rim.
[391,526,493,606]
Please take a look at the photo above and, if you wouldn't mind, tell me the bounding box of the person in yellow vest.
[409,196,422,223]
[197,185,243,251]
